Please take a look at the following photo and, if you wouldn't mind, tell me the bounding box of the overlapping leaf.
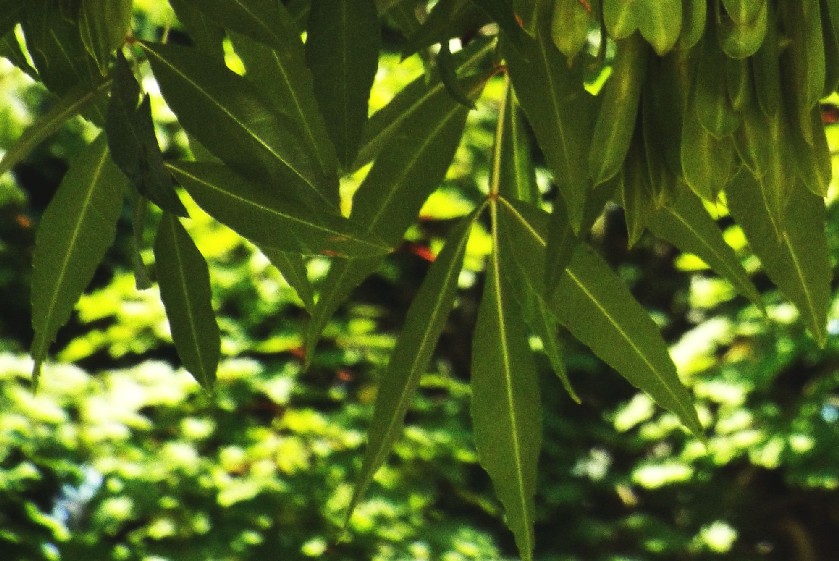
[154,213,220,388]
[169,0,226,59]
[726,170,830,346]
[30,135,127,382]
[78,0,132,72]
[348,207,480,520]
[166,161,390,257]
[260,248,316,313]
[498,198,702,435]
[141,42,332,211]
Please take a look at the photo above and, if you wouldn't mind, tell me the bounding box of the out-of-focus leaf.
[402,0,488,58]
[0,1,24,39]
[470,0,527,48]
[0,28,37,78]
[78,0,131,72]
[259,248,316,313]
[166,161,390,257]
[154,213,220,389]
[648,189,762,307]
[182,0,297,55]
[131,194,153,290]
[603,0,682,55]
[106,52,188,216]
[169,0,226,59]
[437,41,476,109]
[504,16,594,232]
[141,41,332,211]
[472,201,541,561]
[30,135,127,382]
[0,76,111,178]
[347,207,480,520]
[306,0,380,169]
[727,170,830,346]
[305,76,478,359]
[354,38,494,169]
[498,198,702,436]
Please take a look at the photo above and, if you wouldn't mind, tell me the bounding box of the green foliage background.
[2,2,839,560]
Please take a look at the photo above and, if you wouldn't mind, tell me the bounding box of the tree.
[3,1,836,559]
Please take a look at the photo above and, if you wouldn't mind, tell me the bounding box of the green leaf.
[166,161,390,257]
[504,17,594,232]
[0,0,24,40]
[0,29,39,79]
[0,75,111,179]
[550,0,594,62]
[498,198,702,435]
[437,41,476,109]
[306,76,477,358]
[140,41,332,211]
[648,190,762,307]
[497,79,539,205]
[354,38,494,170]
[259,248,316,313]
[470,0,527,49]
[231,29,340,205]
[182,0,298,55]
[169,0,226,60]
[78,0,132,72]
[130,194,153,290]
[30,135,127,382]
[106,52,188,216]
[472,201,541,561]
[402,0,488,58]
[347,207,480,521]
[603,0,682,55]
[306,0,380,169]
[726,170,830,346]
[154,213,220,388]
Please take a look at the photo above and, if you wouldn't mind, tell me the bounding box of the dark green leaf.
[259,248,316,313]
[648,189,762,307]
[154,213,220,388]
[30,135,127,382]
[348,208,480,521]
[0,28,38,78]
[498,79,539,205]
[402,0,488,58]
[141,41,332,211]
[166,161,390,257]
[106,52,188,216]
[78,0,131,72]
[472,201,541,561]
[470,0,527,49]
[437,41,476,109]
[726,170,830,346]
[498,198,702,435]
[306,0,380,169]
[169,0,226,60]
[0,75,111,178]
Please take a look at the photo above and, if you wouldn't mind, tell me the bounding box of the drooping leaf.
[169,0,226,60]
[603,0,682,55]
[348,207,480,521]
[648,189,762,307]
[30,135,128,382]
[130,194,153,290]
[354,37,494,169]
[306,0,380,169]
[140,41,332,211]
[436,41,476,109]
[78,0,132,72]
[726,170,830,346]
[497,79,539,205]
[498,198,702,435]
[550,0,595,62]
[305,76,478,358]
[182,0,298,55]
[504,13,594,232]
[166,161,390,257]
[472,201,541,561]
[0,75,111,178]
[106,52,188,216]
[259,247,316,313]
[154,212,220,388]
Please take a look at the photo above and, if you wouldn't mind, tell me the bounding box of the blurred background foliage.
[1,3,839,561]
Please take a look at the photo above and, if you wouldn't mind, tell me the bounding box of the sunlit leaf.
[78,0,132,72]
[348,207,480,520]
[166,161,390,257]
[306,0,380,169]
[726,170,830,346]
[30,135,127,382]
[154,213,220,388]
[141,41,332,211]
[472,201,541,561]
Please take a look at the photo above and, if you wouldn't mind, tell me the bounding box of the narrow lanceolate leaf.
[726,170,830,346]
[0,1,24,40]
[306,0,380,169]
[305,77,478,359]
[169,0,226,60]
[154,213,220,388]
[259,247,316,313]
[141,42,332,211]
[498,199,702,435]
[504,18,594,232]
[30,135,127,382]
[348,208,480,520]
[106,52,188,216]
[498,78,540,205]
[648,190,762,307]
[0,76,111,178]
[472,201,541,561]
[78,0,132,72]
[167,162,390,257]
[183,0,299,55]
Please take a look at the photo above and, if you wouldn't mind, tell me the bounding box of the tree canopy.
[2,1,838,559]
